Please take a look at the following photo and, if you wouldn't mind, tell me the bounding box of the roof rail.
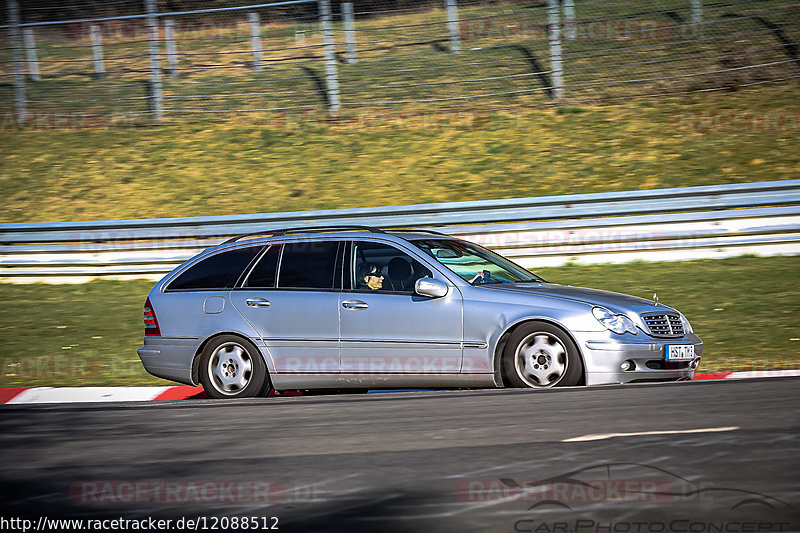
[221,225,385,245]
[387,228,450,237]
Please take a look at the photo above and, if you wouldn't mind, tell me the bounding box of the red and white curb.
[690,369,800,381]
[0,385,205,404]
[1,370,798,404]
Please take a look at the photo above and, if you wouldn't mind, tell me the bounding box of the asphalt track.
[0,378,798,532]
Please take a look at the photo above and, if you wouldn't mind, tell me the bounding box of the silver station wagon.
[138,226,703,398]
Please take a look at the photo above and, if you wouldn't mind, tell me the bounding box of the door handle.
[342,299,368,310]
[245,297,271,308]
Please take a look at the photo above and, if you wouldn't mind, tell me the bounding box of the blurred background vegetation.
[2,85,799,223]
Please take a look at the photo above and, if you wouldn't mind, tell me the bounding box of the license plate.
[665,344,695,361]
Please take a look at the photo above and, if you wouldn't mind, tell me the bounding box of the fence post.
[445,0,460,53]
[23,28,41,81]
[249,12,263,72]
[7,0,26,116]
[547,0,563,99]
[90,25,106,80]
[145,0,163,123]
[164,20,178,78]
[563,0,576,41]
[342,2,356,64]
[691,0,703,35]
[319,0,340,114]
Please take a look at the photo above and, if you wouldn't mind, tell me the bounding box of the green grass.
[0,279,160,388]
[2,83,799,223]
[1,255,797,388]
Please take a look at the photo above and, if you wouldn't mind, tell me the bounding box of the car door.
[339,240,463,374]
[230,240,342,374]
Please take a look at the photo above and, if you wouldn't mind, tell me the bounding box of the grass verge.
[1,255,797,388]
[2,84,799,223]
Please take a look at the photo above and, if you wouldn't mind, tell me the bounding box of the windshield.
[412,239,545,285]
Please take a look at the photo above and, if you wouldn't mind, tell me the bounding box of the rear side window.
[168,246,262,291]
[243,245,281,288]
[278,241,341,289]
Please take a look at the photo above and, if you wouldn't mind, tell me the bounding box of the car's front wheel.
[199,335,269,399]
[503,322,583,388]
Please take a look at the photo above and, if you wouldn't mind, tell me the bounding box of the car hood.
[480,283,675,316]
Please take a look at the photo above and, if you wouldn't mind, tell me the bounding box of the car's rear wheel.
[199,335,269,399]
[503,322,583,388]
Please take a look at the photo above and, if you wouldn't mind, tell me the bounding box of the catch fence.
[1,0,798,126]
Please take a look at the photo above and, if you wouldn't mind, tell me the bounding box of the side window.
[352,241,432,293]
[278,241,341,290]
[243,245,281,288]
[168,245,262,291]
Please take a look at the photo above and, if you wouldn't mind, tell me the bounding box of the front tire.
[199,335,269,399]
[502,322,583,388]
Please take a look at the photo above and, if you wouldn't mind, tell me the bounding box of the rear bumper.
[573,330,703,386]
[137,337,200,386]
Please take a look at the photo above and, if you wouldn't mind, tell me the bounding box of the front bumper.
[572,330,703,386]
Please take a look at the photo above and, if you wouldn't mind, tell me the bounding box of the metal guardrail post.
[319,0,340,114]
[249,12,263,72]
[146,0,163,123]
[445,0,460,53]
[7,0,26,117]
[547,0,564,99]
[23,28,41,81]
[342,2,356,64]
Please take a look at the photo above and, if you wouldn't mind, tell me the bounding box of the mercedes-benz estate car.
[138,226,702,398]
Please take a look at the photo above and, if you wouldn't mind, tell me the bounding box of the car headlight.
[680,313,694,334]
[592,307,638,335]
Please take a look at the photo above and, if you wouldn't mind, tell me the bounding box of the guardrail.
[1,180,799,282]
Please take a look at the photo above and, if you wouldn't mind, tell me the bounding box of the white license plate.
[665,345,695,361]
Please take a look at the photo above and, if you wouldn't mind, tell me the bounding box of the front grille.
[641,312,684,338]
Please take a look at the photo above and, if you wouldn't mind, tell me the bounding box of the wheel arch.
[492,317,586,387]
[191,331,271,386]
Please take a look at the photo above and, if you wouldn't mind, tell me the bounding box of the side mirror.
[415,278,449,298]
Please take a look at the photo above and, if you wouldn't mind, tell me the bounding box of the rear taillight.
[144,298,161,337]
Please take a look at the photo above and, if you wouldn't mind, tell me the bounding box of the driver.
[357,263,384,290]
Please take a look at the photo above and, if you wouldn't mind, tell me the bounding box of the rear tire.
[502,322,583,388]
[199,335,269,399]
